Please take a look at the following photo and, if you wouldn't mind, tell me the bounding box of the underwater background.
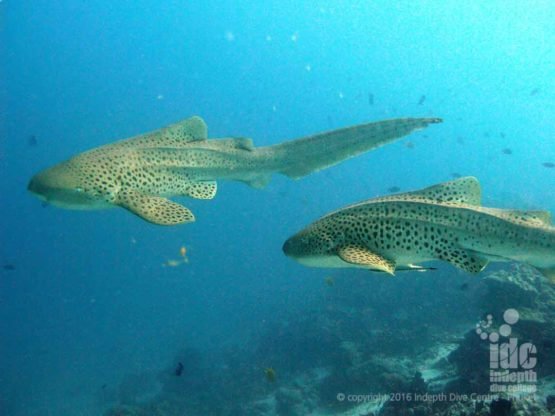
[1,1,554,415]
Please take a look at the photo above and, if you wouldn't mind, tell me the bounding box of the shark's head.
[283,221,347,268]
[28,160,109,209]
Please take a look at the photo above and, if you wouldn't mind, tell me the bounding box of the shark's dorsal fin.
[230,137,255,151]
[116,189,195,225]
[106,116,208,151]
[338,245,396,275]
[387,177,482,206]
[162,116,207,142]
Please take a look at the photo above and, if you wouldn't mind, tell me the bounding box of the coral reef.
[104,265,555,415]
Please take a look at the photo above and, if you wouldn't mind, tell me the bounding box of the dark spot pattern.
[288,177,555,275]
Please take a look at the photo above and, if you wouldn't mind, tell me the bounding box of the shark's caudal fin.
[269,117,442,179]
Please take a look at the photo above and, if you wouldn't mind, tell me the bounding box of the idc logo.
[476,309,537,394]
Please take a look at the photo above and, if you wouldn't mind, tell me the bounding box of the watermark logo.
[475,308,537,394]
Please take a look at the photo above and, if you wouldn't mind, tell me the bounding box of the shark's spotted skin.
[28,116,441,225]
[283,177,555,282]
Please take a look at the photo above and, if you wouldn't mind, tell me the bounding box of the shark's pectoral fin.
[117,189,195,225]
[437,247,489,274]
[338,245,396,275]
[183,181,217,200]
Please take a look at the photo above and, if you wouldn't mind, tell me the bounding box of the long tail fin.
[268,117,442,179]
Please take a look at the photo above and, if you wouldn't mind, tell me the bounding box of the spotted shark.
[283,177,555,282]
[28,116,441,225]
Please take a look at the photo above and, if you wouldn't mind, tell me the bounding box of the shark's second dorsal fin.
[162,116,207,142]
[387,177,482,206]
[482,208,552,227]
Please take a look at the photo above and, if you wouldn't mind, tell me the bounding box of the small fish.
[28,135,38,147]
[324,276,335,286]
[175,362,184,376]
[264,367,276,382]
[388,186,401,193]
[163,259,181,267]
[368,93,374,105]
[180,246,187,257]
[502,148,513,155]
[530,88,539,96]
[417,95,426,105]
[451,172,462,179]
[3,264,15,271]
[542,162,554,169]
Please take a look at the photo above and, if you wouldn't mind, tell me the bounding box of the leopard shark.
[283,177,555,282]
[28,116,441,225]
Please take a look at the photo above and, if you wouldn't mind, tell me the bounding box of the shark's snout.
[282,237,295,257]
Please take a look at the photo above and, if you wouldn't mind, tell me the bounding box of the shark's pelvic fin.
[116,189,195,225]
[537,267,555,283]
[239,174,273,189]
[182,181,217,200]
[388,176,482,205]
[338,245,396,275]
[436,247,489,274]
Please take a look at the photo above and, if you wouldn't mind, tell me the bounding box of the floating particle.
[175,362,184,376]
[305,64,311,72]
[224,31,235,42]
[291,32,298,42]
[338,91,344,99]
[387,186,401,193]
[324,276,335,286]
[264,367,276,382]
[404,141,415,149]
[500,132,506,138]
[451,172,462,179]
[542,162,554,168]
[265,35,272,42]
[501,148,512,155]
[28,135,38,147]
[156,94,164,100]
[368,93,374,105]
[417,95,426,105]
[530,88,539,96]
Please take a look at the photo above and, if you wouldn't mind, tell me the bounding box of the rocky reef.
[103,264,555,415]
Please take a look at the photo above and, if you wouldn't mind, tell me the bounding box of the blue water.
[1,1,554,415]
